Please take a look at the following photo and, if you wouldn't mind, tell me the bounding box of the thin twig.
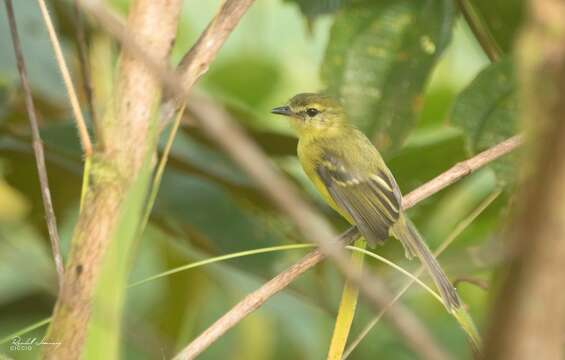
[176,136,518,359]
[4,0,64,288]
[161,0,257,120]
[403,135,522,208]
[455,0,502,62]
[139,105,186,233]
[71,0,98,137]
[37,0,93,157]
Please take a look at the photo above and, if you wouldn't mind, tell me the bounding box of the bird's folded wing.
[316,152,401,246]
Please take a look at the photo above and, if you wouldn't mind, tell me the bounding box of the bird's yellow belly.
[298,148,355,225]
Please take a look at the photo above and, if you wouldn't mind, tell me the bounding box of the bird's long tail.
[391,215,461,312]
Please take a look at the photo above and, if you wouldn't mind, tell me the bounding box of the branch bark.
[484,1,565,359]
[42,0,182,358]
[174,134,522,359]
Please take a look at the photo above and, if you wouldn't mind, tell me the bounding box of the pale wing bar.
[316,153,401,246]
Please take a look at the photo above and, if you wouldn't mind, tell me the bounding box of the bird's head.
[271,93,346,136]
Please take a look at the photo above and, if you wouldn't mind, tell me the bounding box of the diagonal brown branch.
[4,0,64,290]
[175,134,521,359]
[403,135,522,208]
[176,0,255,95]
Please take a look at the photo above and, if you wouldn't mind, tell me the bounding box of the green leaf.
[450,58,518,186]
[322,0,455,153]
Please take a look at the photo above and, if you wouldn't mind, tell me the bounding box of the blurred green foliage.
[451,58,518,186]
[0,0,522,359]
[469,0,525,53]
[322,0,455,153]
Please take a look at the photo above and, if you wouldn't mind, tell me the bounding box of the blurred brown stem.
[484,0,565,359]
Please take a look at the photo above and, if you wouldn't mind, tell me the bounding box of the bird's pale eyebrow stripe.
[371,173,393,192]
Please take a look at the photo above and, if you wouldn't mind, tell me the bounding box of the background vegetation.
[1,0,554,359]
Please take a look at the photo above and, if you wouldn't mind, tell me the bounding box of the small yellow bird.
[272,93,460,311]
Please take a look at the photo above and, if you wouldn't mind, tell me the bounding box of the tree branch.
[175,0,255,95]
[484,0,565,358]
[4,0,64,289]
[403,135,522,208]
[174,134,521,359]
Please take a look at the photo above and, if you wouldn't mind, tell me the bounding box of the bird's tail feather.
[392,215,461,312]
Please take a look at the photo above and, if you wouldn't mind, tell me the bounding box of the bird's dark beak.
[271,105,293,117]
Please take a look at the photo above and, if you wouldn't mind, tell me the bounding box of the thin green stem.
[0,317,52,345]
[327,239,366,360]
[128,243,315,288]
[347,246,442,304]
[139,105,186,233]
[79,155,91,211]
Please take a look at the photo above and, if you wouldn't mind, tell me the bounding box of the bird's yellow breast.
[297,129,355,223]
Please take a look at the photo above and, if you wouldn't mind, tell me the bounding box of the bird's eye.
[306,108,319,117]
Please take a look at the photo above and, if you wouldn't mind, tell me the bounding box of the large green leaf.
[450,58,518,186]
[322,0,455,153]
